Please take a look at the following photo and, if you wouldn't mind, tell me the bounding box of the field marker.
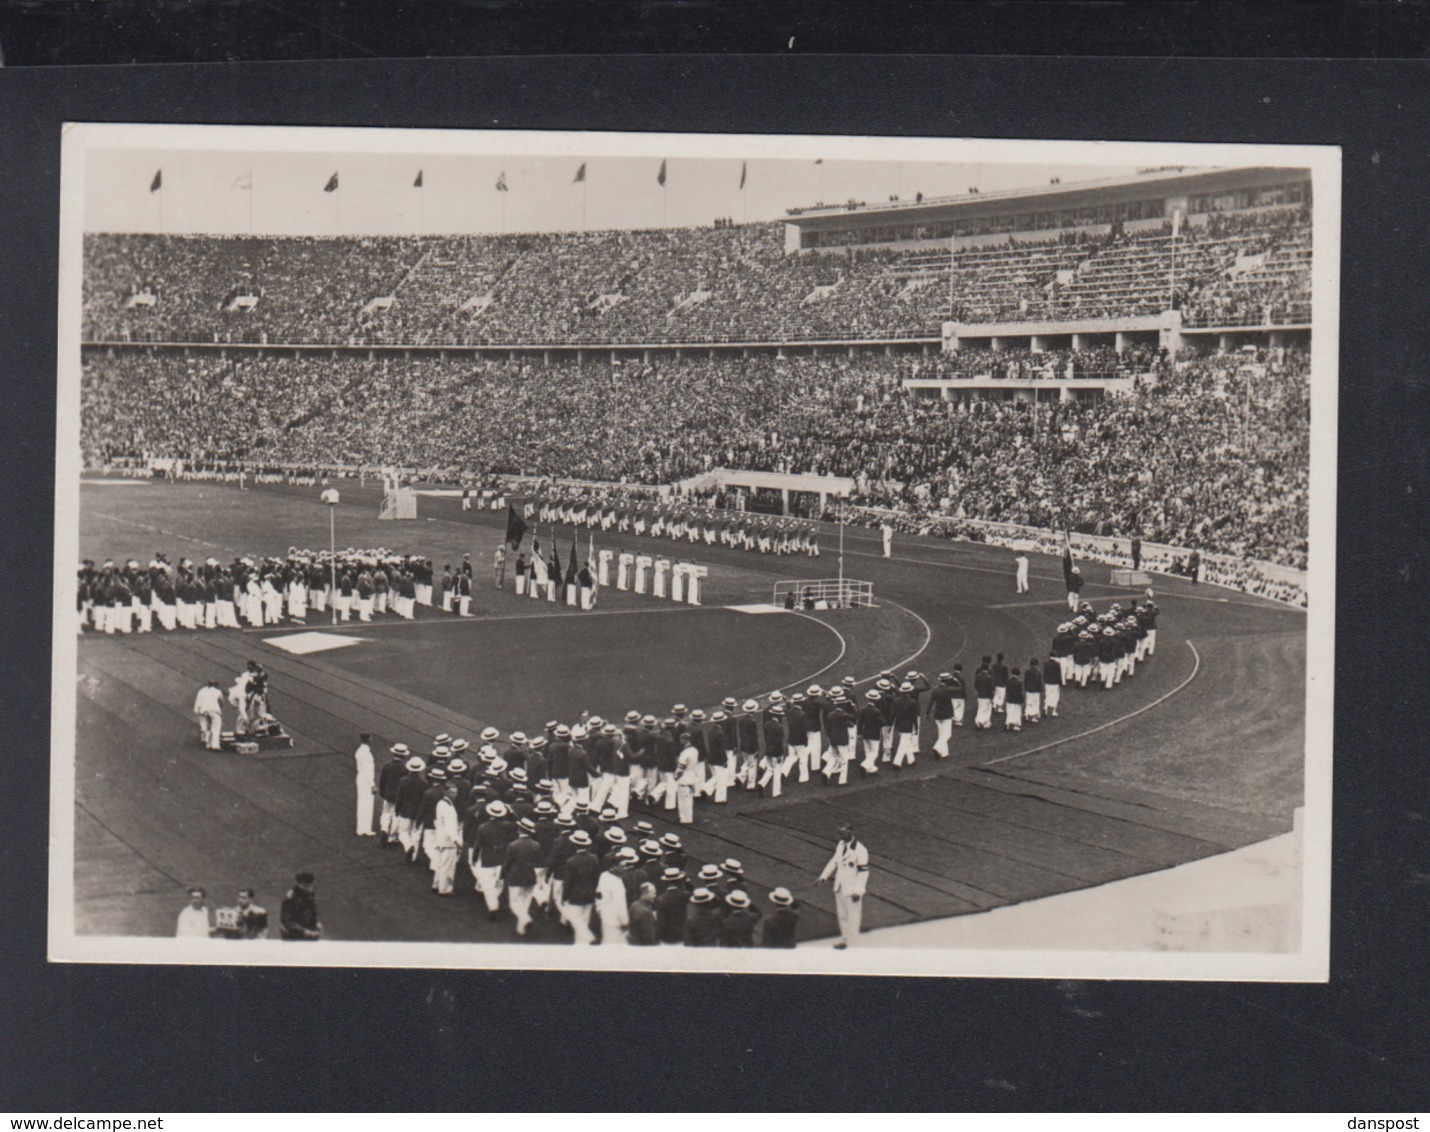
[979,640,1201,767]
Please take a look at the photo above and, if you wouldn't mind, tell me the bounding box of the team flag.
[505,505,527,549]
[657,159,667,187]
[573,163,586,184]
[496,171,509,192]
[414,170,424,188]
[149,170,163,193]
[739,160,747,190]
[324,172,339,193]
[566,537,579,586]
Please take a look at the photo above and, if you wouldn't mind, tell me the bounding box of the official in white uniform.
[192,680,225,750]
[1014,552,1030,594]
[353,733,376,836]
[817,823,870,949]
[175,888,212,938]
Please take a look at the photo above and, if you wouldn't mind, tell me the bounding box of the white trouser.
[933,717,952,757]
[1045,685,1061,715]
[590,774,614,813]
[199,711,223,750]
[893,730,918,768]
[608,776,631,820]
[993,687,1006,711]
[835,892,863,946]
[551,779,574,814]
[564,902,594,945]
[860,738,881,774]
[380,800,397,838]
[1006,702,1023,730]
[431,847,459,894]
[474,864,504,911]
[975,699,993,728]
[1026,692,1041,721]
[509,885,535,933]
[355,784,375,834]
[515,575,527,596]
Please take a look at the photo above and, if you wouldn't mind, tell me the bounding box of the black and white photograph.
[50,124,1338,978]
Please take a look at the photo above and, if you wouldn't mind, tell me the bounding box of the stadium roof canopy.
[786,165,1310,236]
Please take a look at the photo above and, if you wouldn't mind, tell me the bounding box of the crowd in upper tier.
[81,343,1308,570]
[83,205,1311,345]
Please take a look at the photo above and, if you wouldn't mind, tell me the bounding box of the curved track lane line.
[979,640,1201,767]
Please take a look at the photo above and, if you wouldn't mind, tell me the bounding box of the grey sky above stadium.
[85,146,1149,237]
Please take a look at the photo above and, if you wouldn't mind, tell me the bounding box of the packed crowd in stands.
[82,343,1309,575]
[83,205,1311,346]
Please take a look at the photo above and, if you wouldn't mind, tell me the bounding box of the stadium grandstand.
[80,164,1314,578]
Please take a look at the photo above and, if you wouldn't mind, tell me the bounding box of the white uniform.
[596,870,629,945]
[819,836,870,947]
[430,797,462,895]
[353,741,376,835]
[192,685,224,750]
[881,524,894,558]
[1015,554,1030,594]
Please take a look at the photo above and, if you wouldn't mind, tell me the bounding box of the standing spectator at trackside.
[280,872,322,940]
[1014,551,1030,594]
[175,887,212,937]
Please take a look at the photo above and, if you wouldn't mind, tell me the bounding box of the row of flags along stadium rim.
[144,157,826,194]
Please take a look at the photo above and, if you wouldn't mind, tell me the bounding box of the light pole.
[320,488,340,625]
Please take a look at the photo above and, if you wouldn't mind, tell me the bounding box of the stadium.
[60,135,1326,967]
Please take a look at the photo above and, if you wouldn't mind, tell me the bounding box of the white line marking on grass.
[979,640,1201,767]
[768,612,849,695]
[85,510,241,554]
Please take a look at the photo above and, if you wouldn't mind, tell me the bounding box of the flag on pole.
[565,536,579,586]
[1172,208,1183,238]
[505,505,527,549]
[149,170,162,193]
[739,161,747,190]
[231,174,252,190]
[324,172,339,193]
[414,170,423,188]
[573,163,586,184]
[496,172,508,192]
[657,160,667,187]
